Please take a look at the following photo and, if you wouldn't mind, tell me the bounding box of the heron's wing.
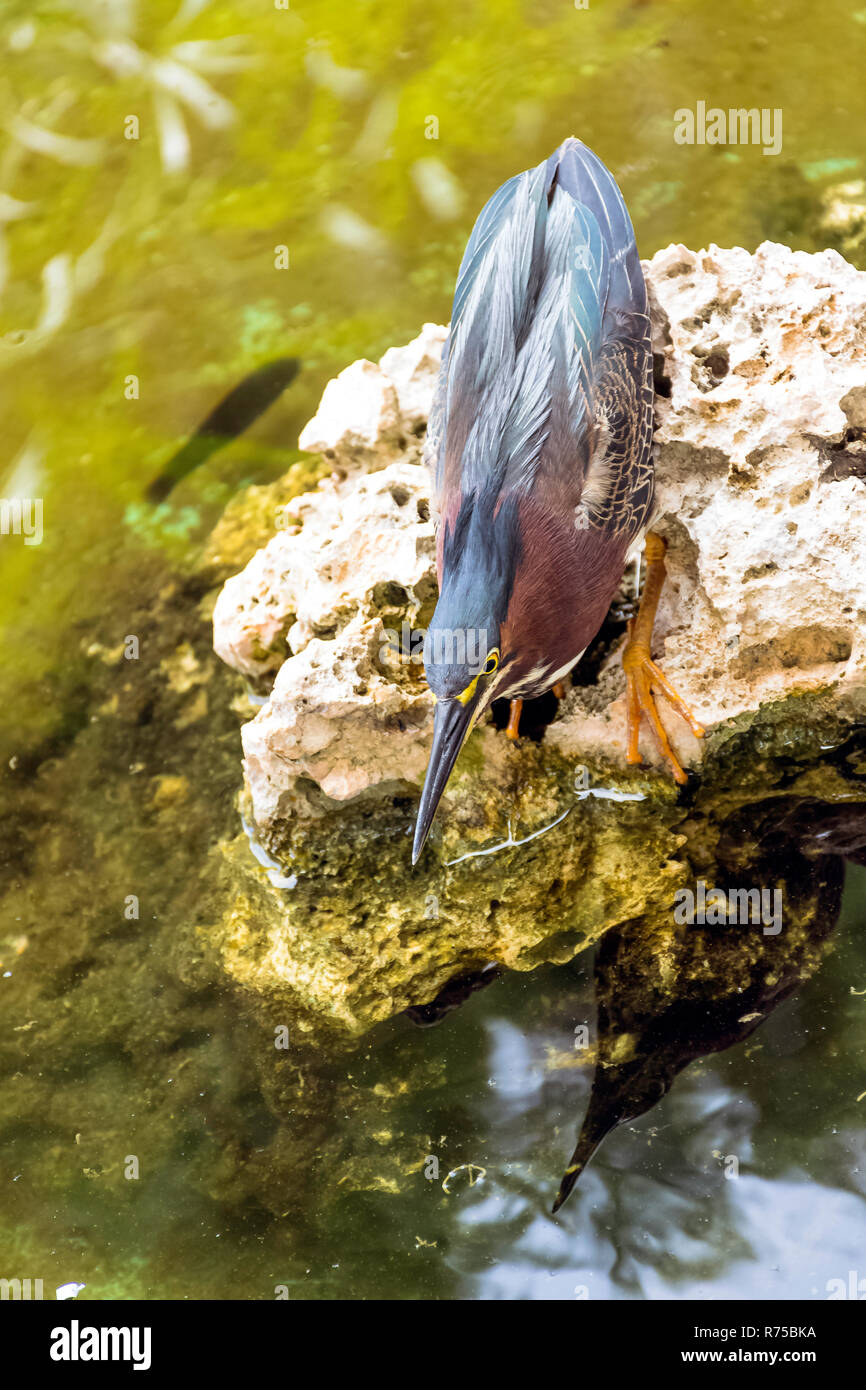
[427,139,652,536]
[548,138,647,332]
[422,327,449,524]
[425,167,556,509]
[549,141,654,537]
[571,337,654,539]
[424,174,524,501]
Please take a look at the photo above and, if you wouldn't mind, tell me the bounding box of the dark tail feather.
[146,357,301,503]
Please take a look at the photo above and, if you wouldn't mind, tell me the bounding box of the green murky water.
[1,0,866,1299]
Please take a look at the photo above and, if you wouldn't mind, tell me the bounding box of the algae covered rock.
[207,243,866,1046]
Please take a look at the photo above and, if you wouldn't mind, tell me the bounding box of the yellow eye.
[455,649,500,706]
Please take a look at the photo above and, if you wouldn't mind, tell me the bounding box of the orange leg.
[505,698,523,742]
[622,533,705,784]
[552,681,565,700]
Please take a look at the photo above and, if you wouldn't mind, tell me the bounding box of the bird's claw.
[622,622,705,784]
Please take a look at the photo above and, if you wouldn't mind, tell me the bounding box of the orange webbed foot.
[622,623,705,784]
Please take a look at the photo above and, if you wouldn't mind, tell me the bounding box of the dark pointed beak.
[412,694,480,864]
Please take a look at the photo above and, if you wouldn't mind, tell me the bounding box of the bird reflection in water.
[552,792,863,1212]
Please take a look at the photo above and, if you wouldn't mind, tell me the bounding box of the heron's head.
[412,604,510,864]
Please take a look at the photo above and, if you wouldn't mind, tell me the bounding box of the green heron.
[412,137,704,864]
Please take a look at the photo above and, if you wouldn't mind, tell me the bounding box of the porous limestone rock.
[378,321,449,430]
[212,461,435,686]
[551,240,866,771]
[297,322,448,465]
[208,242,866,1044]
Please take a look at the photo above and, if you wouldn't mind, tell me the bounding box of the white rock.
[213,464,434,683]
[645,241,866,733]
[216,241,866,822]
[378,322,448,429]
[297,325,448,467]
[298,358,402,465]
[242,623,432,822]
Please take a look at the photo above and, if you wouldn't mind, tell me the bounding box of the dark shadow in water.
[405,963,503,1026]
[146,357,301,502]
[552,796,861,1212]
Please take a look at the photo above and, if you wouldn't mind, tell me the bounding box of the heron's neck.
[438,487,521,628]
